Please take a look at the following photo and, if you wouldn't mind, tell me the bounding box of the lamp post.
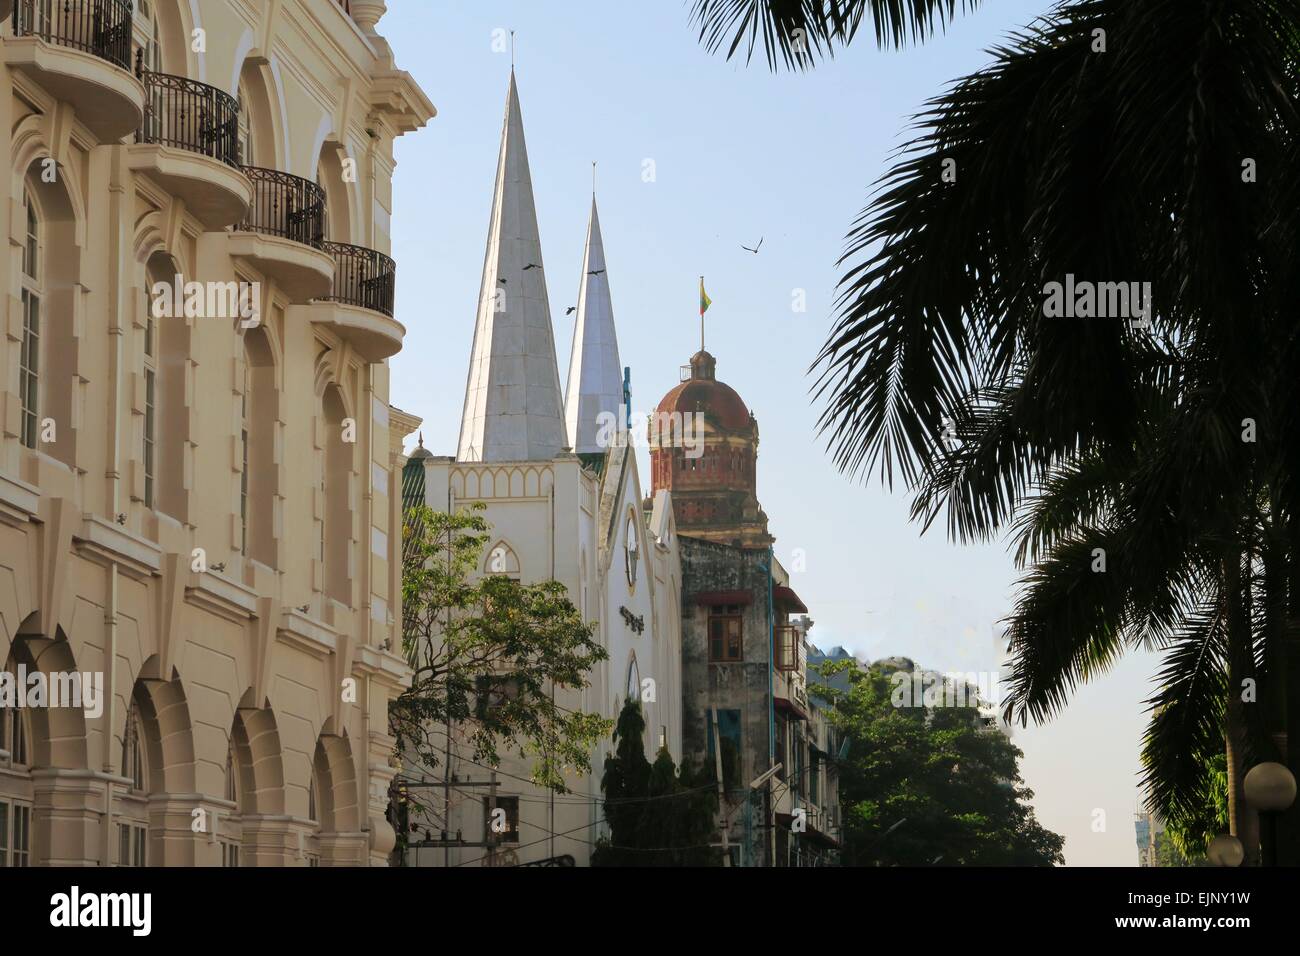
[1207,834,1244,867]
[1243,761,1298,867]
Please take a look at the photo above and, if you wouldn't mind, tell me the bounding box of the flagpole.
[700,275,705,353]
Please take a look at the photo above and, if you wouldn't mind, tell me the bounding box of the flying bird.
[523,263,541,271]
[497,278,507,284]
[742,237,764,254]
[587,269,605,276]
[565,306,577,315]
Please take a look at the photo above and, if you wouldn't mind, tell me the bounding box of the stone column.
[31,768,109,866]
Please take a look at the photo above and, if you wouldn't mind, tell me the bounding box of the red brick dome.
[655,351,752,432]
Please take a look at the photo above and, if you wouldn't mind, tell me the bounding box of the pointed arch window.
[19,189,41,450]
[624,512,639,587]
[625,654,641,705]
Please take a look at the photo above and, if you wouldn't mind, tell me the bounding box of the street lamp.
[1206,834,1244,867]
[1243,761,1298,867]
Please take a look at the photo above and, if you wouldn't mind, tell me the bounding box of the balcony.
[4,0,144,142]
[228,166,335,302]
[128,67,252,230]
[301,241,404,361]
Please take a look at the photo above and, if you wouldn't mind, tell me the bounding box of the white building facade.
[403,73,681,867]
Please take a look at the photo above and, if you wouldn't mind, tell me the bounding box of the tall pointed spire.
[457,72,567,462]
[564,196,623,455]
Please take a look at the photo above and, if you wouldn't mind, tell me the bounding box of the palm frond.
[689,0,982,71]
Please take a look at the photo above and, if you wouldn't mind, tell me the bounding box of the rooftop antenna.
[510,30,516,69]
[592,160,597,196]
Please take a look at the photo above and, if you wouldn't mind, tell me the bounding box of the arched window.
[0,643,34,866]
[316,147,348,242]
[306,766,321,866]
[624,512,639,587]
[143,255,185,516]
[19,189,41,450]
[237,82,254,165]
[118,700,148,866]
[0,700,28,767]
[143,308,157,509]
[239,357,250,553]
[145,13,162,72]
[625,654,640,705]
[322,385,352,604]
[136,5,164,141]
[241,326,276,566]
[484,540,520,578]
[222,742,241,866]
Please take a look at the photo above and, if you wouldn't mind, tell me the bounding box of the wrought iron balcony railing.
[135,64,240,168]
[236,166,326,248]
[320,241,396,317]
[11,0,133,71]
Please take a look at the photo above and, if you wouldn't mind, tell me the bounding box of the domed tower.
[650,349,772,548]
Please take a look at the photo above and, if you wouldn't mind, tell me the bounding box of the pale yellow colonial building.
[0,0,432,865]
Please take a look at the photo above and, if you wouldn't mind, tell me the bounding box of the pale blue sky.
[383,0,1158,866]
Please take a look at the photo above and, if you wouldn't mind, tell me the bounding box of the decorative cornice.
[0,471,38,528]
[353,642,414,689]
[185,569,258,625]
[277,608,337,660]
[369,69,435,135]
[73,514,163,579]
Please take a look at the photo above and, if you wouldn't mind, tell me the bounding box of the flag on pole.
[700,277,712,316]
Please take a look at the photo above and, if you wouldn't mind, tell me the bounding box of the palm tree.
[691,0,1300,861]
[691,0,982,70]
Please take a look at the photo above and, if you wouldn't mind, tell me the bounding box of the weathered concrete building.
[652,348,841,866]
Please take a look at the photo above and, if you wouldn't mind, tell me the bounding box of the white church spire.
[564,196,624,455]
[457,71,567,463]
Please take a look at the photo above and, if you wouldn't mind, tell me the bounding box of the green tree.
[391,504,611,802]
[816,657,1064,866]
[592,699,721,866]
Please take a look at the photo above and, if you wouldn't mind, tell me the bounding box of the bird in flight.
[498,278,507,284]
[587,269,605,276]
[565,306,577,315]
[742,237,764,254]
[523,263,541,271]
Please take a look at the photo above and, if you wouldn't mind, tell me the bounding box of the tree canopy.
[392,504,611,796]
[593,700,721,866]
[816,657,1065,866]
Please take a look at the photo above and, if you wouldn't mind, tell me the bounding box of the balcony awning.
[693,590,752,607]
[774,696,808,721]
[773,585,808,614]
[775,813,842,851]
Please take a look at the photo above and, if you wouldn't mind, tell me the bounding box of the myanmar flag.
[700,278,712,316]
